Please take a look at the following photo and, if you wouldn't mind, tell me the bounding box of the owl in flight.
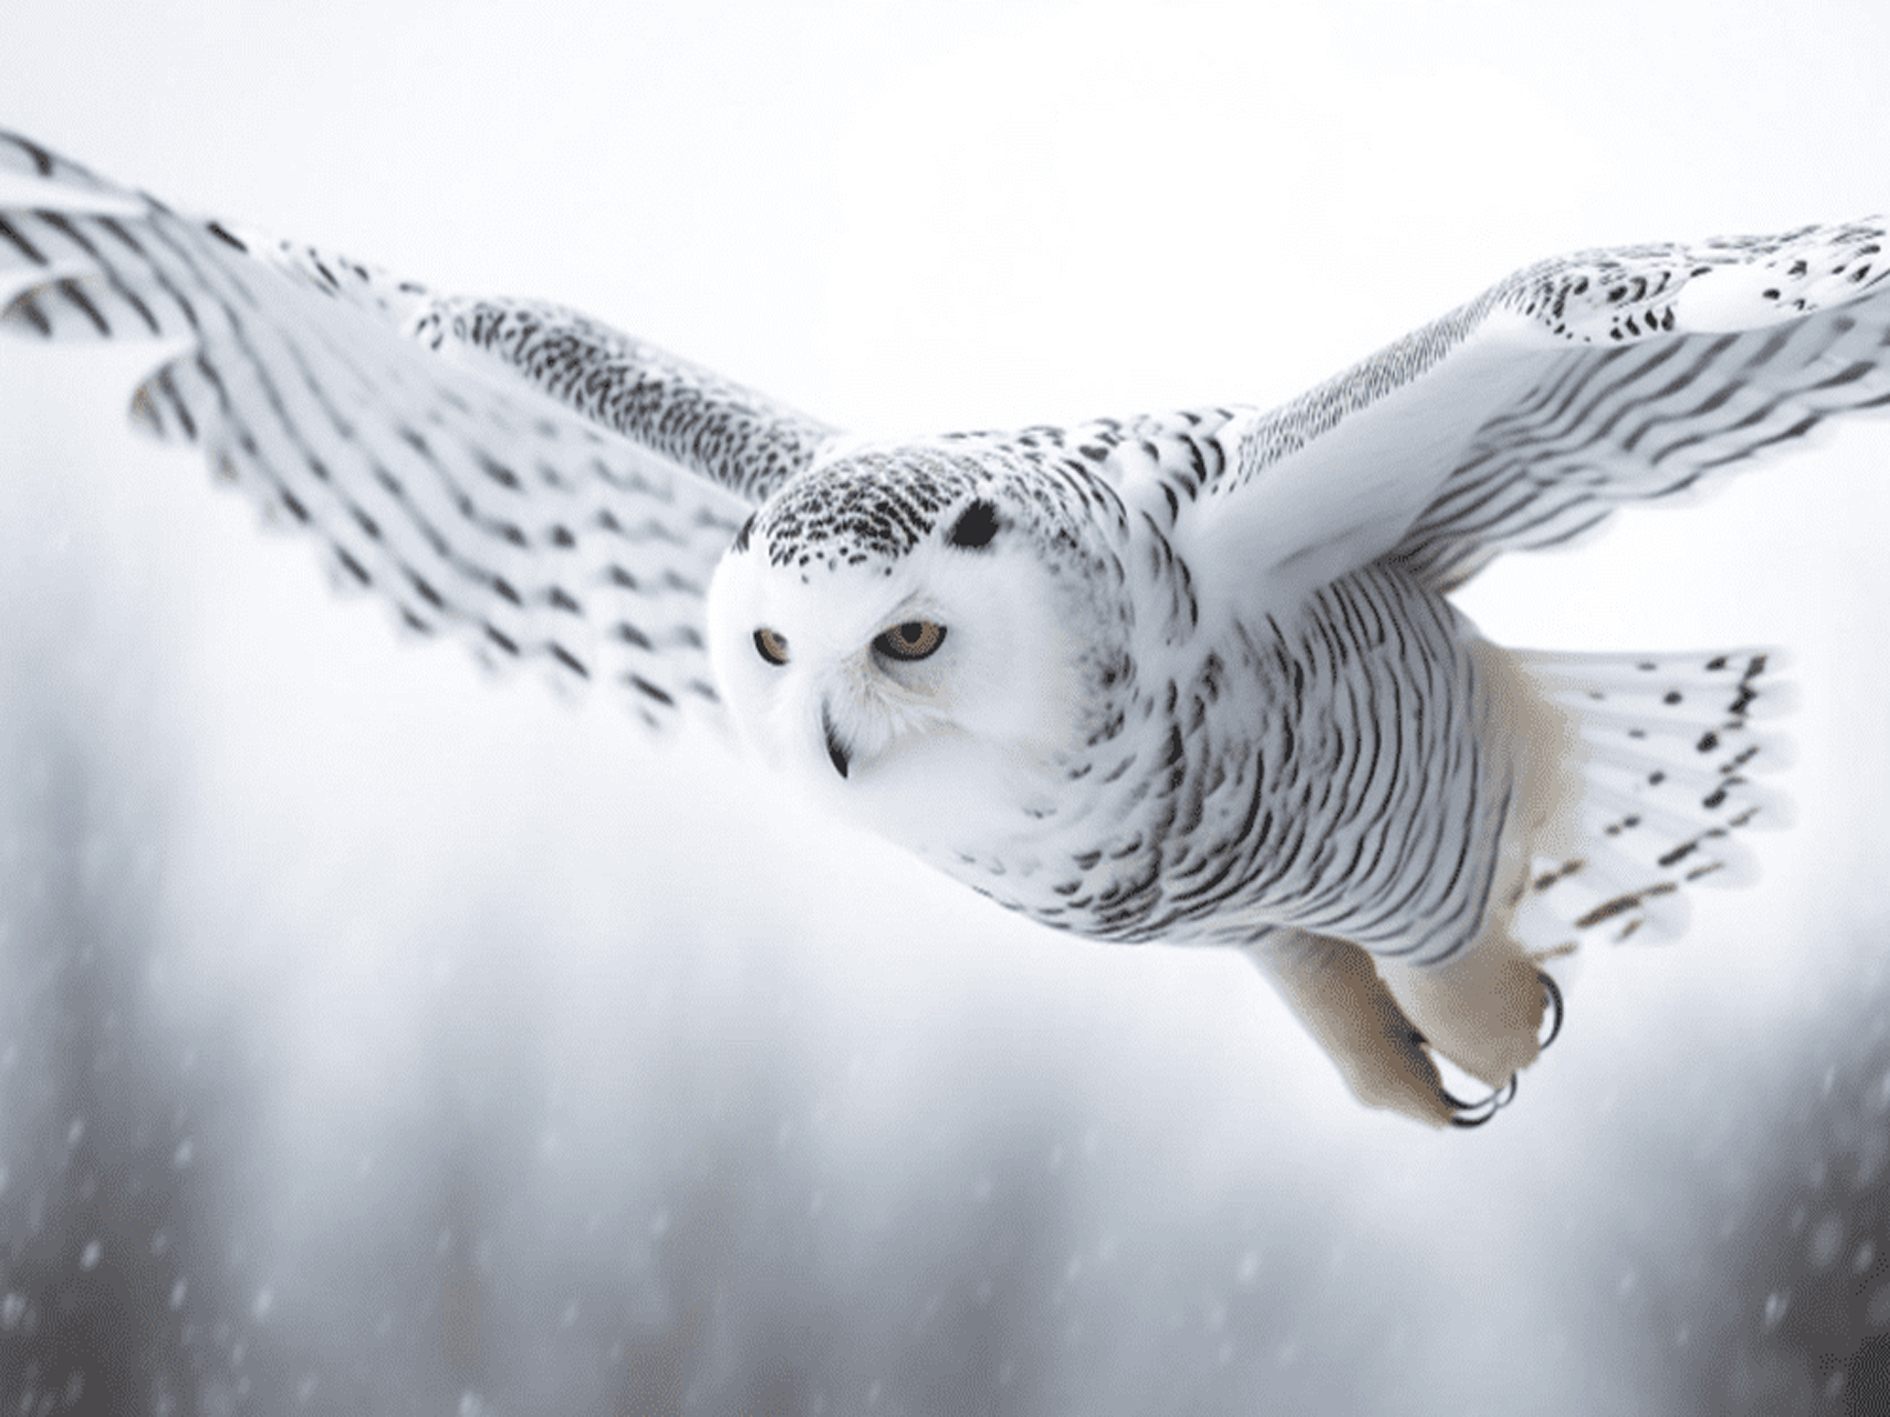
[4,131,1877,1128]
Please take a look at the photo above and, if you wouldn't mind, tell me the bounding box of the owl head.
[705,443,1112,854]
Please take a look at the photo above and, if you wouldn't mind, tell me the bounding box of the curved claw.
[1442,976,1561,1128]
[1538,970,1565,1051]
[1444,1072,1518,1128]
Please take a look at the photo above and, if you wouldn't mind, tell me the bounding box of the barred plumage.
[3,128,1870,1126]
[0,132,753,723]
[1004,561,1504,966]
[1402,311,1890,586]
[417,299,834,505]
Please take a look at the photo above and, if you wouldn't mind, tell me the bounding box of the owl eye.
[753,627,791,665]
[873,619,947,661]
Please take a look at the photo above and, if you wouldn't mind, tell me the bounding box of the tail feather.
[1508,647,1789,952]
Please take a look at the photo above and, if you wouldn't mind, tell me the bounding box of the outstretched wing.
[1167,221,1890,599]
[0,130,838,725]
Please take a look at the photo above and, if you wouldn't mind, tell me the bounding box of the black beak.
[821,703,851,779]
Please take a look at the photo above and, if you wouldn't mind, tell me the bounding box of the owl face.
[705,454,1099,855]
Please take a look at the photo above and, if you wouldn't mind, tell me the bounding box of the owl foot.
[1443,1073,1517,1128]
[1246,930,1464,1128]
[1440,972,1560,1128]
[1378,943,1553,1091]
[1248,937,1564,1129]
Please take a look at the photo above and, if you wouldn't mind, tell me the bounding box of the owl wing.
[1161,220,1890,597]
[0,130,838,726]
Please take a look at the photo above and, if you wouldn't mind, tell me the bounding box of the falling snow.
[7,2,1890,1412]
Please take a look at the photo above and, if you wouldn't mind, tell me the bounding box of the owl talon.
[1435,976,1559,1127]
[1538,970,1564,1050]
[1444,1072,1518,1128]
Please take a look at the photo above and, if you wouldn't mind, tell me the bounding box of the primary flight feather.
[4,129,1871,1126]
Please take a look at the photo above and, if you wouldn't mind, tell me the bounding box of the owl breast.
[711,434,1517,969]
[935,559,1517,967]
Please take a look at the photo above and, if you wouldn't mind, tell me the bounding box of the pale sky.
[4,2,1890,1410]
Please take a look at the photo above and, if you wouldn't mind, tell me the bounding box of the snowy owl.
[3,130,1878,1129]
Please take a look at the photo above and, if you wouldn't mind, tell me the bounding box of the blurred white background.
[4,2,1890,1412]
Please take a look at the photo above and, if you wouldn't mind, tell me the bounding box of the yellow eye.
[874,619,947,661]
[753,627,790,665]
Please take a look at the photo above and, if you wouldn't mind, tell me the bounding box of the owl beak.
[820,700,851,779]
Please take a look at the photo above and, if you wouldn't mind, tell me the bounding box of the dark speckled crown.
[752,447,991,570]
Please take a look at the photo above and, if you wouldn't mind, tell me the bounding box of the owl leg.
[1244,929,1458,1129]
[1375,931,1550,1092]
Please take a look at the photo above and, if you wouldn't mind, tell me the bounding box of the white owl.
[4,130,1874,1128]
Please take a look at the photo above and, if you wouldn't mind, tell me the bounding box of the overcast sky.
[5,3,1890,1412]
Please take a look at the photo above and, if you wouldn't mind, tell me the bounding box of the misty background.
[4,1,1890,1411]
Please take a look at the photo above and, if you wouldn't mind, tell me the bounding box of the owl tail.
[1494,647,1793,957]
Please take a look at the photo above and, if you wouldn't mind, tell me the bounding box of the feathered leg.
[1245,929,1458,1128]
[1361,636,1571,1091]
[1376,939,1546,1090]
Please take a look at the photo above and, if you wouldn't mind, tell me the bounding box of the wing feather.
[0,129,835,726]
[1175,220,1890,597]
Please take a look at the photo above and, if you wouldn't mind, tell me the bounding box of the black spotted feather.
[0,129,836,726]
